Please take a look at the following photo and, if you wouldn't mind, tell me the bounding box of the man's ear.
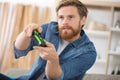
[81,16,86,26]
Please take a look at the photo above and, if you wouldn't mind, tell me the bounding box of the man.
[0,0,96,80]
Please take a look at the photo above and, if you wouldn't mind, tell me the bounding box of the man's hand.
[33,42,62,80]
[33,42,58,61]
[15,23,42,50]
[24,23,42,38]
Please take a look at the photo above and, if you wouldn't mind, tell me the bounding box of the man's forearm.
[15,31,31,50]
[45,60,62,80]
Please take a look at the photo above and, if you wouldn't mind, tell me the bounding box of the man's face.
[57,6,83,41]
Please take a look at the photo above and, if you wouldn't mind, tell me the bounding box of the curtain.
[0,2,51,73]
[0,3,11,71]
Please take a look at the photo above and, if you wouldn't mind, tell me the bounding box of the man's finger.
[45,42,54,47]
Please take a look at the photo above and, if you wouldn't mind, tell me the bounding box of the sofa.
[5,68,120,80]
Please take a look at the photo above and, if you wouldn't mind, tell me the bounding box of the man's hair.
[56,0,88,18]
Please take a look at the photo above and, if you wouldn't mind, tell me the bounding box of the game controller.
[32,30,46,47]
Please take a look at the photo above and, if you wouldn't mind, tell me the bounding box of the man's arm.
[14,24,42,50]
[33,42,62,80]
[45,57,62,80]
[15,31,31,50]
[14,24,42,59]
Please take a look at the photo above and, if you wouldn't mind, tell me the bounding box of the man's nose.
[62,18,69,26]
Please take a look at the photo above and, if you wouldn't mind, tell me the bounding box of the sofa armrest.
[5,68,28,78]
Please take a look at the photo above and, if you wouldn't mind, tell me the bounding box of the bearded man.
[1,0,96,80]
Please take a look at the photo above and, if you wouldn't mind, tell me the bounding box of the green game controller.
[32,30,46,47]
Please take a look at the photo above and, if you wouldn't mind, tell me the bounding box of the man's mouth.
[62,28,71,31]
[59,26,72,31]
[63,27,69,29]
[62,26,71,29]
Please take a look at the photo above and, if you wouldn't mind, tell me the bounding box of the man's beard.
[58,24,81,40]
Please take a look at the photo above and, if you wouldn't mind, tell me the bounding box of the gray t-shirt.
[57,39,69,55]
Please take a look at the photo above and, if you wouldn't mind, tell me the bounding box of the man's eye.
[58,16,64,19]
[69,16,73,19]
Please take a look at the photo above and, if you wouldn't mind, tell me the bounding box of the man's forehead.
[57,6,79,15]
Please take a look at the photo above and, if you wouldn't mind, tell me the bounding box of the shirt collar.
[70,30,88,48]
